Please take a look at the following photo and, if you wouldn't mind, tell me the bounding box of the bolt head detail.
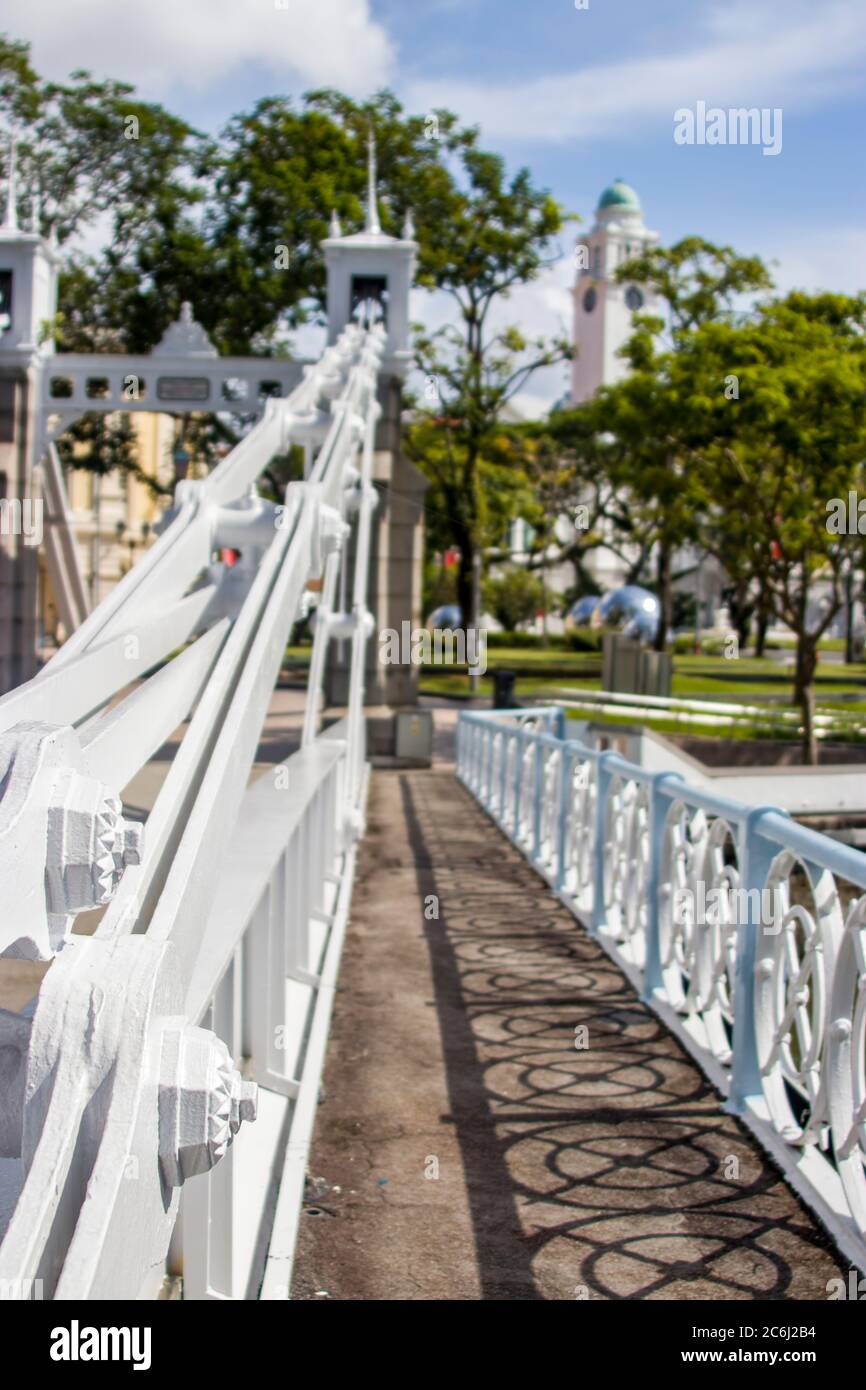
[158,1022,258,1188]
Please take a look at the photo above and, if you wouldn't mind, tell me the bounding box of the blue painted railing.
[457,706,866,1272]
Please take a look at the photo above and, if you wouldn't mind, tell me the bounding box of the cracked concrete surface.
[292,754,846,1302]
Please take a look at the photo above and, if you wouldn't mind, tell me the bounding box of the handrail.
[0,317,385,1300]
[458,705,866,1274]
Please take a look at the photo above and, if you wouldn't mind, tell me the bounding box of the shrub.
[564,627,603,653]
[485,630,543,649]
[482,569,544,632]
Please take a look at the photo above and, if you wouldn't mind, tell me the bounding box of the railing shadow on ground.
[398,769,844,1300]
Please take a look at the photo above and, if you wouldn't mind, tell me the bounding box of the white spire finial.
[2,131,19,232]
[329,207,342,238]
[365,125,381,236]
[402,207,415,240]
[30,183,41,235]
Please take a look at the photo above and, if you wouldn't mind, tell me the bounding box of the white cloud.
[4,0,394,98]
[762,226,866,298]
[405,0,866,142]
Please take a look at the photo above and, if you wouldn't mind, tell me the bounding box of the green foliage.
[405,132,573,624]
[0,37,202,334]
[564,626,604,653]
[485,630,553,649]
[672,591,697,630]
[672,633,728,657]
[482,567,544,631]
[549,239,774,652]
[613,236,773,340]
[423,553,458,619]
[55,412,170,499]
[544,235,866,761]
[2,41,570,528]
[684,289,866,758]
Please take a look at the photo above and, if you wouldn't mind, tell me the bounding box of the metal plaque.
[156,376,211,402]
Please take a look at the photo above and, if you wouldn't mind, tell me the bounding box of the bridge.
[0,155,864,1303]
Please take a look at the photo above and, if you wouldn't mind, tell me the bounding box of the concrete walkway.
[292,750,845,1301]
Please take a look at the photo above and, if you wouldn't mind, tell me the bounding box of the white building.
[571,179,659,405]
[496,180,662,620]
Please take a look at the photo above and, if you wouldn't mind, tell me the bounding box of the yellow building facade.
[39,412,175,645]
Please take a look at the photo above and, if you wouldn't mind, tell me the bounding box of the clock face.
[582,287,597,313]
[625,285,644,311]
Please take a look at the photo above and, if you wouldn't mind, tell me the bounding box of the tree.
[209,92,573,630]
[54,412,171,501]
[483,568,544,632]
[537,242,777,648]
[410,140,573,624]
[566,241,769,649]
[50,86,479,357]
[0,36,202,305]
[405,410,539,619]
[681,293,866,762]
[522,413,655,608]
[195,89,476,354]
[2,43,568,614]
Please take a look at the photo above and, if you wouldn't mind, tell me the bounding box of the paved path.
[293,759,845,1301]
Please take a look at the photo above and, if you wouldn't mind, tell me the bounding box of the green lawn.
[418,647,866,739]
[284,641,866,738]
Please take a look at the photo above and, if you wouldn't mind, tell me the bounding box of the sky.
[5,0,866,412]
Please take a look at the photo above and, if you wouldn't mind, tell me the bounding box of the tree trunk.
[455,536,474,632]
[793,637,819,765]
[654,544,671,653]
[754,598,770,659]
[727,579,753,652]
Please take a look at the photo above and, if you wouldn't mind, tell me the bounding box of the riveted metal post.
[642,771,685,1000]
[513,726,525,838]
[556,743,574,894]
[591,752,616,937]
[532,737,544,865]
[726,804,789,1114]
[499,729,508,823]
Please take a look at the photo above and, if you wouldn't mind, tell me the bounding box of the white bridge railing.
[458,706,866,1273]
[0,318,385,1299]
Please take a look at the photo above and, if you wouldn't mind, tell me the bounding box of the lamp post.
[173,445,190,485]
[469,549,481,694]
[694,551,703,656]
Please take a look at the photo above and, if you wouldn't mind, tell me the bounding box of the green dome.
[598,179,641,211]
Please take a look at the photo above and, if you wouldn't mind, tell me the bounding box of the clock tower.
[570,180,658,405]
